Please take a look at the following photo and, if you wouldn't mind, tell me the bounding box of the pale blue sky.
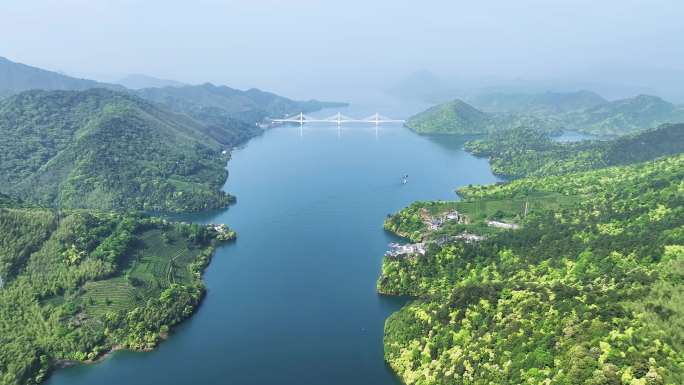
[1,0,683,99]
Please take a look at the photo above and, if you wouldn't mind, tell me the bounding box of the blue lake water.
[47,101,499,385]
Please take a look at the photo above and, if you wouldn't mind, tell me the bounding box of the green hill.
[0,56,122,96]
[468,90,607,115]
[406,100,489,134]
[0,88,233,212]
[406,99,562,135]
[562,94,684,135]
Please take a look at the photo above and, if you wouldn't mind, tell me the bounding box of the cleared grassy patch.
[455,192,581,222]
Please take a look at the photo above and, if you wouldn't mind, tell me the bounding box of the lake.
[47,99,499,385]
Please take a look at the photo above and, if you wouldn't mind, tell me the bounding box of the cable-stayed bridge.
[272,112,405,126]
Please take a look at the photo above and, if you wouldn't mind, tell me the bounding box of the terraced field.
[79,227,207,318]
[82,278,138,317]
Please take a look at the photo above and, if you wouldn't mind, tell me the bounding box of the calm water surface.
[48,101,499,385]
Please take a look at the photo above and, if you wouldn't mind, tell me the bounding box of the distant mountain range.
[135,83,346,128]
[467,90,607,115]
[116,73,186,89]
[562,94,684,135]
[387,70,459,103]
[0,56,345,125]
[406,92,684,136]
[0,56,123,95]
[389,67,684,105]
[405,99,563,135]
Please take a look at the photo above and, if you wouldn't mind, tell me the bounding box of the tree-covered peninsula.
[0,201,235,385]
[464,123,684,178]
[379,153,684,384]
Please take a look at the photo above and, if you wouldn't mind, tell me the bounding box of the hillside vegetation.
[0,89,233,212]
[380,153,684,385]
[464,123,684,178]
[0,208,233,385]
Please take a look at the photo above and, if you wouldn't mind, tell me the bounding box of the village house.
[435,232,486,246]
[424,209,470,231]
[385,242,426,258]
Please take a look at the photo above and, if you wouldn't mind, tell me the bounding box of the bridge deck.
[272,112,405,124]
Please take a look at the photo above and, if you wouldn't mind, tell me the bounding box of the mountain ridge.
[0,56,123,95]
[0,88,232,212]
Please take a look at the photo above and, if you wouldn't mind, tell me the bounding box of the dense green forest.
[464,123,684,178]
[379,153,684,385]
[405,99,562,135]
[408,94,684,137]
[0,207,234,385]
[0,89,237,212]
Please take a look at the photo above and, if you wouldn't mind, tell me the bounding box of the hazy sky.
[2,0,683,100]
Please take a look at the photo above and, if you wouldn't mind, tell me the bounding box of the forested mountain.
[135,83,347,125]
[0,89,233,212]
[0,208,234,385]
[405,99,562,135]
[0,56,122,96]
[0,56,345,142]
[468,90,607,115]
[562,94,684,135]
[380,152,684,385]
[406,100,489,134]
[464,123,684,178]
